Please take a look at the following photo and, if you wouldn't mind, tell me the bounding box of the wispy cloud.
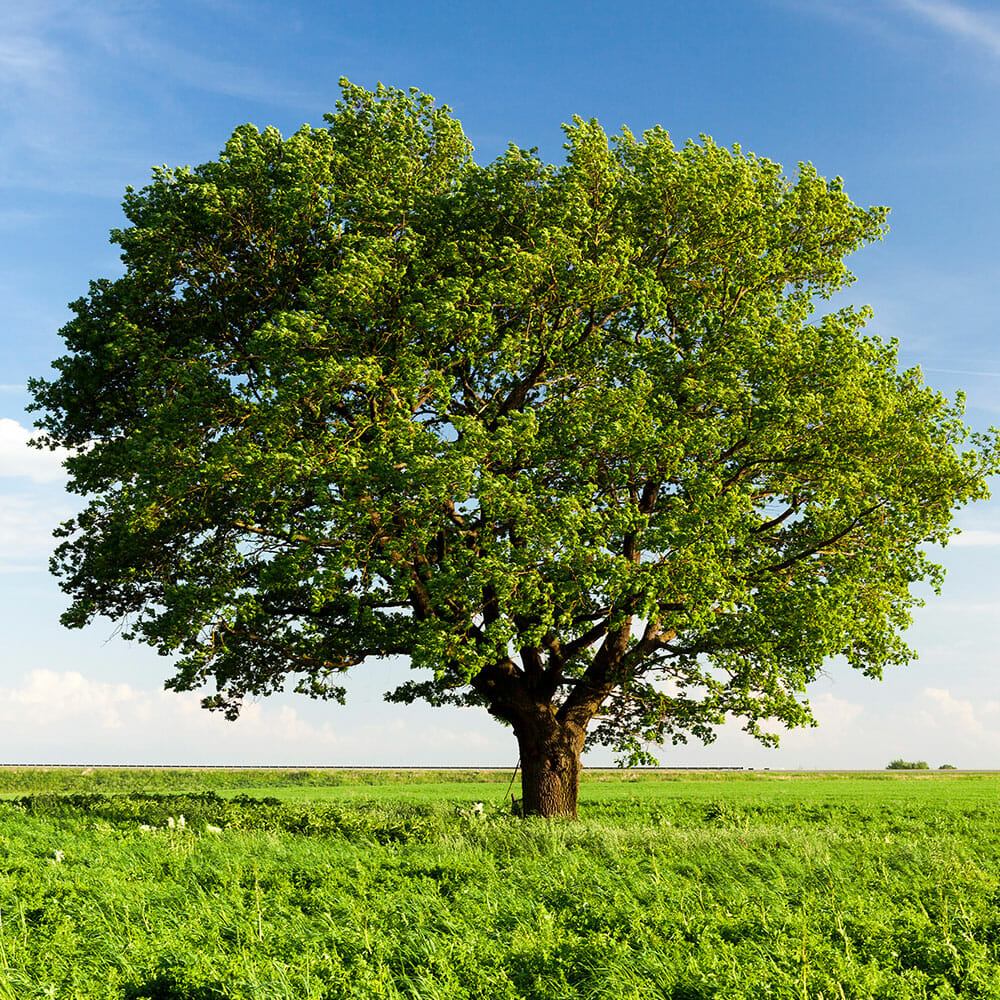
[0,3,147,194]
[0,419,75,572]
[765,0,917,50]
[0,492,71,565]
[0,32,61,91]
[0,2,322,198]
[0,502,62,575]
[896,0,1000,58]
[921,367,1000,378]
[776,0,1000,66]
[122,34,322,109]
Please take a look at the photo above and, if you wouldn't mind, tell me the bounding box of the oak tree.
[30,82,997,816]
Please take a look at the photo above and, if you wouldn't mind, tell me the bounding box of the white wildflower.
[177,814,186,830]
[52,850,64,863]
[139,824,153,832]
[167,816,176,830]
[205,824,222,835]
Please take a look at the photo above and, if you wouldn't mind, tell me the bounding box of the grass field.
[1,768,998,999]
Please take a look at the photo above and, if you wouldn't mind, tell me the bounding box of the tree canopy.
[30,82,998,816]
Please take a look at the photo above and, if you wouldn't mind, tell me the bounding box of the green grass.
[0,767,521,796]
[1,770,999,998]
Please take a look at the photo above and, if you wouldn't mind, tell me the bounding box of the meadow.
[1,768,998,999]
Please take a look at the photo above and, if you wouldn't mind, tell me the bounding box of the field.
[1,769,999,999]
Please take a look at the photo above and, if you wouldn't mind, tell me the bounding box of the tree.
[886,759,930,770]
[30,82,997,817]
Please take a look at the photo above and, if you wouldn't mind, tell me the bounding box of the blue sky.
[2,0,999,768]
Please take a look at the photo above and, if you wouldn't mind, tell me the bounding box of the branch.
[232,521,344,549]
[488,351,549,429]
[752,504,799,535]
[558,617,632,728]
[757,502,883,577]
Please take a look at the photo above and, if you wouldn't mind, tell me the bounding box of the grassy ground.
[1,769,998,998]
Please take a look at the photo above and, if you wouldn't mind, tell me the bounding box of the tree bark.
[514,716,586,818]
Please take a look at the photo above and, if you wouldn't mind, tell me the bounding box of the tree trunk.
[514,716,586,819]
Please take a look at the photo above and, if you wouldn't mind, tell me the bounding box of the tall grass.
[1,774,998,998]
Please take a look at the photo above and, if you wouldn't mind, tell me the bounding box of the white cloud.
[0,668,508,766]
[921,687,1000,748]
[0,666,995,769]
[0,670,137,731]
[751,692,866,753]
[810,691,866,728]
[0,669,348,761]
[0,418,70,482]
[948,529,1000,547]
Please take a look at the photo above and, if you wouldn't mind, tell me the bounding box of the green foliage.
[29,81,999,767]
[1,773,1000,998]
[887,759,931,770]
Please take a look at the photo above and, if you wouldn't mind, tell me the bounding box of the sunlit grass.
[1,771,999,997]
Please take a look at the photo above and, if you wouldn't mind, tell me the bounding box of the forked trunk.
[515,717,586,819]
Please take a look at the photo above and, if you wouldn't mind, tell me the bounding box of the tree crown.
[31,81,998,765]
